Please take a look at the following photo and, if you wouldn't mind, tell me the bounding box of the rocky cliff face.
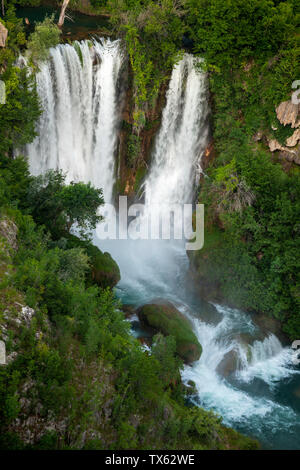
[276,100,300,128]
[267,100,300,167]
[116,74,170,200]
[0,217,49,366]
[0,23,8,48]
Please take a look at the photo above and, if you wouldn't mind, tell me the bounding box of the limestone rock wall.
[0,22,8,48]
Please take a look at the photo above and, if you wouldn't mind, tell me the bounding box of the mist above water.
[27,40,300,450]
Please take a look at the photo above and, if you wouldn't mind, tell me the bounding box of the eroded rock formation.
[266,99,300,165]
[276,100,300,128]
[0,22,8,48]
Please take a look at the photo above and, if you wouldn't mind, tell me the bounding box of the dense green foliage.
[1,0,299,449]
[108,0,185,130]
[0,154,255,450]
[0,6,260,450]
[138,303,202,363]
[0,10,40,155]
[27,15,61,64]
[186,0,300,340]
[187,0,295,69]
[26,169,104,238]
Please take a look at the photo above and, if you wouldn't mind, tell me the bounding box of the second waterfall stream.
[27,39,300,450]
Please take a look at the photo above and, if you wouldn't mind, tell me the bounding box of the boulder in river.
[251,313,288,345]
[137,301,202,363]
[216,349,242,377]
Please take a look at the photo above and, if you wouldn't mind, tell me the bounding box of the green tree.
[186,0,294,68]
[26,170,104,238]
[27,16,61,64]
[152,333,182,387]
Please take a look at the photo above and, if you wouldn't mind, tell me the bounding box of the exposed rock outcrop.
[267,133,300,166]
[268,139,287,153]
[276,100,300,128]
[266,99,300,166]
[0,217,18,251]
[251,313,288,345]
[286,128,300,147]
[117,75,169,199]
[216,350,241,377]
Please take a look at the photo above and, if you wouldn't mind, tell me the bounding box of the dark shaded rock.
[122,304,136,319]
[137,336,151,348]
[192,302,223,326]
[251,313,288,345]
[216,349,241,377]
[293,385,300,399]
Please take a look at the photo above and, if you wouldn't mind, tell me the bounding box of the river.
[26,38,300,450]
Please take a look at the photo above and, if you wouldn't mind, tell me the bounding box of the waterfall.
[27,38,123,203]
[237,333,295,384]
[100,53,210,302]
[25,42,300,448]
[144,54,209,208]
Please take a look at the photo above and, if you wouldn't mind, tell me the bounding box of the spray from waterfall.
[100,53,210,298]
[144,54,209,207]
[25,42,300,449]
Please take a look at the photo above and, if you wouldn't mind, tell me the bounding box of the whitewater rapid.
[26,40,300,449]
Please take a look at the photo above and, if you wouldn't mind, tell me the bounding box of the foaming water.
[181,304,300,448]
[97,54,300,448]
[238,334,296,385]
[27,44,300,449]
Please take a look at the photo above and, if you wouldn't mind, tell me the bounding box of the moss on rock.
[137,301,202,363]
[66,234,120,288]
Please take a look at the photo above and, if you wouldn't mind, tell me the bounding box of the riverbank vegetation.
[103,0,300,340]
[1,0,299,449]
[0,6,260,450]
[186,0,300,340]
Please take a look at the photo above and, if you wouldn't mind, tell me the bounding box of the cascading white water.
[182,304,298,425]
[102,53,299,449]
[144,54,209,208]
[27,38,123,203]
[26,42,300,449]
[103,54,210,296]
